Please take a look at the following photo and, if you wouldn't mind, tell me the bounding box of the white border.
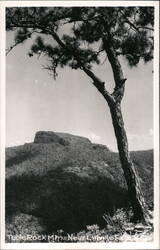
[0,1,159,250]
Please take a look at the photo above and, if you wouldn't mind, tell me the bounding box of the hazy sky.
[6,28,153,151]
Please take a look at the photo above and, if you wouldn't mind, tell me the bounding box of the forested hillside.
[5,131,153,242]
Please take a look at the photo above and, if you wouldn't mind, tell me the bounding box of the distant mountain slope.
[5,131,153,237]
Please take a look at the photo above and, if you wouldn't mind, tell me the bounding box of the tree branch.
[48,28,114,102]
[137,26,154,31]
[119,10,154,34]
[7,15,113,103]
[112,78,127,103]
[6,8,85,32]
[81,66,114,102]
[6,31,34,56]
[97,18,127,103]
[102,36,126,86]
[6,40,21,55]
[6,11,120,104]
[124,19,141,33]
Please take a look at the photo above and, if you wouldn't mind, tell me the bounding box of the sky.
[6,28,153,152]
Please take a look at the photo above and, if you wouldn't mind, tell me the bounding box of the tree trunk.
[108,100,149,222]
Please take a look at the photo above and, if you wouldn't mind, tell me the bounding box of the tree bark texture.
[108,101,148,222]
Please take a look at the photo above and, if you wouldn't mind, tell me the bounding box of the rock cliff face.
[5,131,153,239]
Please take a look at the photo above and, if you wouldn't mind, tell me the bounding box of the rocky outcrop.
[34,131,69,146]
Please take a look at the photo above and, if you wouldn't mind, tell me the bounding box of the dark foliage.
[6,7,154,75]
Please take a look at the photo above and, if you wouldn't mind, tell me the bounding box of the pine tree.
[6,6,154,223]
